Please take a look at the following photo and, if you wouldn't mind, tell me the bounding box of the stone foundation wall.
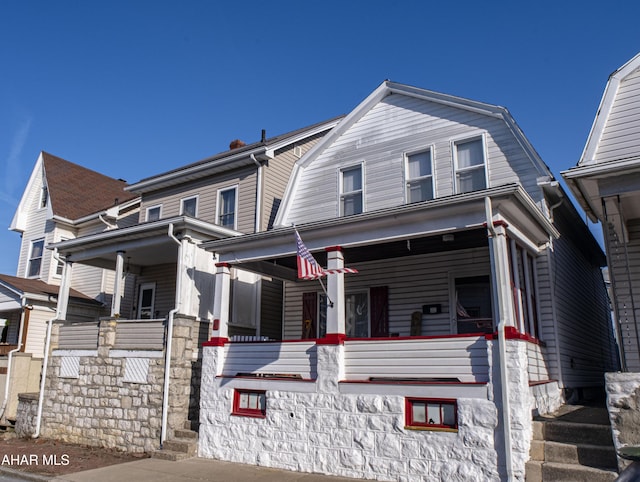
[605,371,640,470]
[15,392,38,438]
[21,315,202,453]
[199,339,536,481]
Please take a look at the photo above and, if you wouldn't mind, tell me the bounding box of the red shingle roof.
[42,152,137,220]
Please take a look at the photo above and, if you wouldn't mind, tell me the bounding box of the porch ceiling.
[240,228,488,281]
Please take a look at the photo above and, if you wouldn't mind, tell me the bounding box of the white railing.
[222,340,317,379]
[344,335,490,383]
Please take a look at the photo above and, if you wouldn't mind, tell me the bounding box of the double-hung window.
[406,150,434,203]
[454,137,486,194]
[218,187,237,229]
[340,165,363,216]
[28,239,44,277]
[180,196,198,217]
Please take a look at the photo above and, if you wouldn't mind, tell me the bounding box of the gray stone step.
[541,421,614,446]
[150,449,191,462]
[173,428,198,440]
[162,438,197,456]
[525,461,617,482]
[544,440,617,470]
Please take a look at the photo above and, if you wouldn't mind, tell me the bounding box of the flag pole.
[317,276,333,307]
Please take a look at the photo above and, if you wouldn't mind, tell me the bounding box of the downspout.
[0,298,28,421]
[251,154,263,232]
[161,223,182,446]
[485,197,514,481]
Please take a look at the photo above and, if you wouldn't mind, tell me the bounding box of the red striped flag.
[296,231,325,280]
[295,231,359,280]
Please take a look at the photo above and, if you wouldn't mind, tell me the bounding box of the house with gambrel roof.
[198,81,617,480]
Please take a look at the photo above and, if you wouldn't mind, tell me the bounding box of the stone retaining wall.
[16,315,204,453]
[605,371,640,471]
[15,392,38,438]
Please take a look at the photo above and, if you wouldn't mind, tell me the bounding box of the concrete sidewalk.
[49,457,363,482]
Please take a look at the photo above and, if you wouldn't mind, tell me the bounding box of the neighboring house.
[0,151,138,422]
[562,52,640,458]
[198,81,617,480]
[37,118,341,450]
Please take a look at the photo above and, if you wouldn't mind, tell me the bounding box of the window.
[405,398,457,431]
[180,196,198,217]
[218,187,237,229]
[510,241,540,339]
[406,150,433,203]
[40,186,48,209]
[232,389,266,418]
[455,275,493,334]
[230,269,260,328]
[27,239,44,277]
[55,238,69,277]
[454,137,486,194]
[146,205,162,222]
[318,292,369,338]
[340,165,363,216]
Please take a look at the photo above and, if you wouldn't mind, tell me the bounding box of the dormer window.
[453,137,487,194]
[406,149,434,203]
[40,186,48,209]
[27,239,44,278]
[340,165,363,216]
[181,196,198,217]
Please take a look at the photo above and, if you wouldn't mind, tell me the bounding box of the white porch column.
[325,246,346,339]
[56,260,73,320]
[211,262,231,341]
[111,250,125,317]
[489,223,516,328]
[176,236,196,316]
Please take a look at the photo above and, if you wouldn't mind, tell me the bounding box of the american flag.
[295,231,359,280]
[296,231,325,280]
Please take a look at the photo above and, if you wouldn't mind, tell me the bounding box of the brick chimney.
[229,139,246,150]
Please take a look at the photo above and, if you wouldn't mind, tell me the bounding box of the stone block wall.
[17,315,203,453]
[15,392,38,438]
[198,339,539,481]
[605,371,640,470]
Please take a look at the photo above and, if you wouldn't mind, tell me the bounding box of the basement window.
[405,397,458,431]
[232,389,266,418]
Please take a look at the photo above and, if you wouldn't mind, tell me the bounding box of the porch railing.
[114,319,165,350]
[526,341,550,383]
[222,340,317,379]
[343,335,490,383]
[0,344,19,356]
[58,321,100,350]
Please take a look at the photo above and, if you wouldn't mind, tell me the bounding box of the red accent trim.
[503,326,544,345]
[232,389,267,418]
[325,246,343,252]
[340,380,486,386]
[217,375,317,382]
[346,333,490,342]
[203,337,229,347]
[405,397,458,430]
[529,379,557,387]
[212,319,220,330]
[215,262,231,268]
[482,220,509,229]
[316,333,347,345]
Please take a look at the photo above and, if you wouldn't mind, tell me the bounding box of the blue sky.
[0,0,639,275]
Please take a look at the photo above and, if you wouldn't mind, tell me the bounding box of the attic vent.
[294,146,303,158]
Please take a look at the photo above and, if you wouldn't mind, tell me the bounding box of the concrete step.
[525,461,617,482]
[173,428,198,440]
[544,441,617,470]
[150,449,191,462]
[541,421,613,446]
[162,438,197,456]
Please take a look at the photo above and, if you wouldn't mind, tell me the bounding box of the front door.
[137,283,156,319]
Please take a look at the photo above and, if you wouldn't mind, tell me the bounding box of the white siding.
[285,94,543,226]
[222,341,317,379]
[596,67,640,163]
[283,247,491,339]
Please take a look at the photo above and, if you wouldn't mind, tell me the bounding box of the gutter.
[485,197,514,481]
[161,223,182,446]
[251,154,263,232]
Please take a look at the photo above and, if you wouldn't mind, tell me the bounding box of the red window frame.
[232,389,266,418]
[405,397,458,431]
